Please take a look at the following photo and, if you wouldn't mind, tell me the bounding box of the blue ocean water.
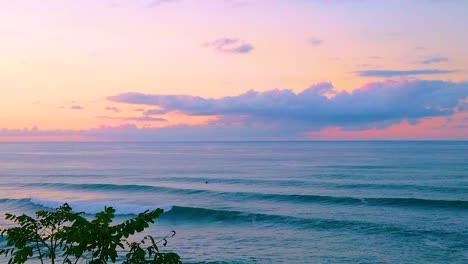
[0,141,467,263]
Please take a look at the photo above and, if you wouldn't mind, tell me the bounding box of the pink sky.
[0,0,467,141]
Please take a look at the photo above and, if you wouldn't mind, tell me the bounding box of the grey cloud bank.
[2,80,467,141]
[109,80,468,131]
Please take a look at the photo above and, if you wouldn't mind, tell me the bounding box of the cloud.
[70,105,84,110]
[109,80,468,132]
[148,0,180,7]
[144,108,168,115]
[459,102,468,112]
[0,128,78,137]
[308,37,323,47]
[420,56,449,65]
[424,0,465,4]
[224,0,250,8]
[203,38,254,54]
[0,123,304,141]
[105,106,121,113]
[4,80,467,141]
[96,116,166,122]
[357,69,458,77]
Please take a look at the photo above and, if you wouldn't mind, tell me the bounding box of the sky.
[1,0,467,141]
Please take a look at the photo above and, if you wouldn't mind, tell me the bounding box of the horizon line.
[1,140,467,143]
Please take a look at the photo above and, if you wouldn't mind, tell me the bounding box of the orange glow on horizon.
[307,115,468,141]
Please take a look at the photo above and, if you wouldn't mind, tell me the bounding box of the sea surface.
[0,142,467,263]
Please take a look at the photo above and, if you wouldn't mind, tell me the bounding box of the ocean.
[0,141,467,263]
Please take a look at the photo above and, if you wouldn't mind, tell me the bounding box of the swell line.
[0,198,463,241]
[19,182,468,210]
[165,206,463,239]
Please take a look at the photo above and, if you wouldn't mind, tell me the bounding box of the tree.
[0,204,181,264]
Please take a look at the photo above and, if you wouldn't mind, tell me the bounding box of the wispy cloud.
[144,108,168,115]
[105,106,121,113]
[147,0,180,7]
[357,69,458,77]
[70,105,84,110]
[224,0,249,8]
[203,38,254,54]
[96,116,166,122]
[420,56,449,65]
[308,37,323,47]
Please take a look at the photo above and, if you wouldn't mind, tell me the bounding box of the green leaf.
[1,203,179,264]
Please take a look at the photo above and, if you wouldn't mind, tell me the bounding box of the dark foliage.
[0,204,181,264]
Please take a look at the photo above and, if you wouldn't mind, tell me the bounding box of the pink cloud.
[307,115,468,140]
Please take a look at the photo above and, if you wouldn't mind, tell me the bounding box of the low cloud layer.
[96,116,166,122]
[2,80,467,141]
[109,80,468,132]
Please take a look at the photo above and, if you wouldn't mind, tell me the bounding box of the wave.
[7,175,467,194]
[0,198,172,215]
[320,165,398,170]
[161,178,467,193]
[22,182,468,210]
[32,198,173,215]
[165,206,461,239]
[0,198,462,240]
[335,183,467,193]
[135,176,311,187]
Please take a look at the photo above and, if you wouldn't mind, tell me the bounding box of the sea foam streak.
[29,198,173,215]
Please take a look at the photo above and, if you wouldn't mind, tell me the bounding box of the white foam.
[29,198,173,215]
